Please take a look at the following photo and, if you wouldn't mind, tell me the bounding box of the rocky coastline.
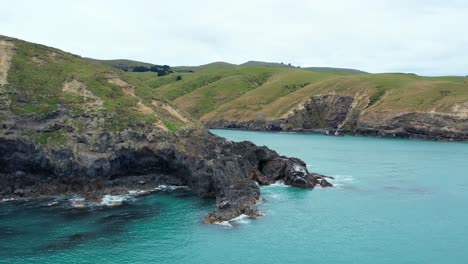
[204,94,468,142]
[0,129,332,223]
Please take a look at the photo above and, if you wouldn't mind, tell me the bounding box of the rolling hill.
[129,64,468,140]
[87,58,154,68]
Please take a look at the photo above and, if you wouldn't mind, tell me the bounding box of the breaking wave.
[327,175,355,188]
[214,214,256,228]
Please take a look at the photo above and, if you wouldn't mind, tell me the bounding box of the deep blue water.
[1,130,467,264]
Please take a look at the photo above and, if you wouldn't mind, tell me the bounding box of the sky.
[1,0,467,76]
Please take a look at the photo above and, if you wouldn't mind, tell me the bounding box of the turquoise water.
[1,130,468,264]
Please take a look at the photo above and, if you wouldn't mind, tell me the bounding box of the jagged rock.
[13,188,24,195]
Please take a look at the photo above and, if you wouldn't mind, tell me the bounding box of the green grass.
[34,130,67,146]
[127,63,468,123]
[88,58,154,68]
[2,36,195,137]
[173,62,237,72]
[163,120,180,132]
[6,40,137,117]
[368,85,386,107]
[143,113,158,123]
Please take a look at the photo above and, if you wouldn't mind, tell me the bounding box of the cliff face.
[206,94,468,141]
[0,36,331,223]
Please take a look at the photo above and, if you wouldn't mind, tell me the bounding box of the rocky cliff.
[0,36,331,223]
[206,94,468,141]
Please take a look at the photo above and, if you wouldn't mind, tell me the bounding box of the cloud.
[1,0,467,75]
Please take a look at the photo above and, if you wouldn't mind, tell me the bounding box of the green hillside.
[88,58,154,68]
[1,36,194,136]
[174,60,367,74]
[127,64,468,131]
[87,58,154,72]
[303,66,367,74]
[240,60,298,69]
[54,55,466,139]
[173,62,237,72]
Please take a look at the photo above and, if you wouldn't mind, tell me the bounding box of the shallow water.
[1,130,467,264]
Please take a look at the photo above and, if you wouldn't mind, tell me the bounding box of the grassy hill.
[174,60,367,74]
[20,46,464,139]
[0,36,195,137]
[130,66,467,120]
[239,61,367,74]
[87,58,154,68]
[302,66,367,74]
[126,62,468,139]
[240,60,298,69]
[173,62,237,72]
[87,58,154,72]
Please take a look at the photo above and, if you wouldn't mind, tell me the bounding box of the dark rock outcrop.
[0,122,332,223]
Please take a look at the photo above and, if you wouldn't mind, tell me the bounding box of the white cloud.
[1,0,467,75]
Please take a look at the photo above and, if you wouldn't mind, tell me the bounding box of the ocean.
[1,130,467,264]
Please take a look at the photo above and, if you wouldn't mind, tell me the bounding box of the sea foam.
[264,181,290,188]
[100,194,135,207]
[327,175,355,188]
[1,198,17,202]
[214,214,253,228]
[154,185,189,191]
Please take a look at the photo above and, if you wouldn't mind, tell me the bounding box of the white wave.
[128,190,150,195]
[327,175,355,188]
[1,198,17,202]
[230,214,252,224]
[69,196,87,208]
[154,185,189,191]
[263,181,290,188]
[213,214,255,227]
[47,200,59,207]
[100,194,135,207]
[67,185,190,208]
[214,221,233,228]
[101,186,188,207]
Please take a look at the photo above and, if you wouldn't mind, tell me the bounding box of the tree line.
[114,64,173,76]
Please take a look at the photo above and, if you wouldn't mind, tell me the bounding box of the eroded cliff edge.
[205,94,468,141]
[0,36,331,223]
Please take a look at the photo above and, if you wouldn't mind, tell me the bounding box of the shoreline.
[207,126,468,142]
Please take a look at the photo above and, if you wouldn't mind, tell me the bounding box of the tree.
[114,64,129,71]
[132,66,150,72]
[175,75,182,81]
[150,65,174,76]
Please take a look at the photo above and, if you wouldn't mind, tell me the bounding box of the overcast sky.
[1,0,467,75]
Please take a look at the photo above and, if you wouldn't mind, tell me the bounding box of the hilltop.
[87,58,154,69]
[0,36,330,223]
[92,58,367,74]
[240,61,367,74]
